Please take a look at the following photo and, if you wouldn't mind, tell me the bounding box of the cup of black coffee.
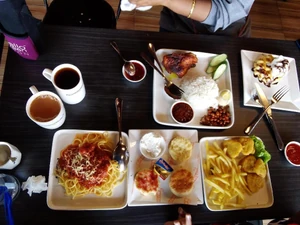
[42,64,86,104]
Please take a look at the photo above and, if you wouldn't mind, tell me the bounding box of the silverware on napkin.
[245,83,284,151]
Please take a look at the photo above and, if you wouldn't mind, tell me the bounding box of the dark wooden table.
[0,25,299,225]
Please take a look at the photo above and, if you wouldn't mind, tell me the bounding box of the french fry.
[204,140,258,210]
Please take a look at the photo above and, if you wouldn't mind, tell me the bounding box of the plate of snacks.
[199,135,274,211]
[127,129,203,206]
[152,49,235,129]
[47,129,128,210]
[241,50,300,113]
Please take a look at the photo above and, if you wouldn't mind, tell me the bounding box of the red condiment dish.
[170,101,194,124]
[284,141,300,167]
[122,60,147,83]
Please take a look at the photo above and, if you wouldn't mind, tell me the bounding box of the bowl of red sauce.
[170,101,194,124]
[122,60,146,83]
[284,141,300,167]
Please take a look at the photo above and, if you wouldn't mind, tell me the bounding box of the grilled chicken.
[162,52,198,78]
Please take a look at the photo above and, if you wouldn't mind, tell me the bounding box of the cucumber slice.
[213,63,227,80]
[209,53,227,67]
[206,65,217,74]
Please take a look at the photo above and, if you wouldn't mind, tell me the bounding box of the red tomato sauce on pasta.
[57,142,112,188]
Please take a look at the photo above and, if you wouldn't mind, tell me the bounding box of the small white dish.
[284,141,300,167]
[217,89,232,106]
[170,100,195,124]
[152,48,235,129]
[47,129,128,210]
[241,50,300,113]
[199,136,274,211]
[127,129,203,206]
[139,132,166,160]
[122,60,146,83]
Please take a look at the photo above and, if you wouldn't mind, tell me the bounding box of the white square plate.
[241,50,300,113]
[153,49,235,129]
[199,136,274,211]
[47,129,128,210]
[127,129,204,206]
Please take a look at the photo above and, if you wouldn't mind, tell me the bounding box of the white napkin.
[21,175,48,196]
[121,0,152,11]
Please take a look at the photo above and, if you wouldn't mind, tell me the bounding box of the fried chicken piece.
[223,139,242,158]
[254,158,267,178]
[239,155,257,173]
[162,52,198,78]
[246,173,264,193]
[233,137,255,155]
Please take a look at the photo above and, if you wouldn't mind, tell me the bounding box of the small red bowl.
[284,141,300,167]
[170,101,194,124]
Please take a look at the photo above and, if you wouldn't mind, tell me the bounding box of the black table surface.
[0,25,299,225]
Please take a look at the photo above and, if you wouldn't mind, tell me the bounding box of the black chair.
[43,0,116,29]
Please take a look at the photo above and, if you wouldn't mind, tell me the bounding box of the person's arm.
[129,0,254,31]
[129,0,211,22]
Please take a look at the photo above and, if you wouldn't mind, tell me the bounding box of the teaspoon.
[110,41,136,76]
[112,98,129,172]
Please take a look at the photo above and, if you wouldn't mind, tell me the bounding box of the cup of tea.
[42,63,86,104]
[0,142,22,170]
[26,86,66,129]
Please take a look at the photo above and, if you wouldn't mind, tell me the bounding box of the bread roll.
[134,169,159,195]
[169,168,194,197]
[169,136,193,164]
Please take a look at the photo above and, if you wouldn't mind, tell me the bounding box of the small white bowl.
[170,100,195,124]
[122,60,146,83]
[139,132,166,160]
[284,141,300,167]
[217,89,232,106]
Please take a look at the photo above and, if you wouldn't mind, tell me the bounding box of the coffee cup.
[0,142,22,170]
[26,86,66,129]
[42,63,86,104]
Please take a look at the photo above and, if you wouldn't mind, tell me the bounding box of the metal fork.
[245,85,289,134]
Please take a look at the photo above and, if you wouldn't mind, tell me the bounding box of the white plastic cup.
[26,86,66,129]
[0,142,22,170]
[42,63,86,104]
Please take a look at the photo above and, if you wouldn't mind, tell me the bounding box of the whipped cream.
[269,55,290,83]
[140,132,165,158]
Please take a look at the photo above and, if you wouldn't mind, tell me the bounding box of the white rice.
[180,75,219,109]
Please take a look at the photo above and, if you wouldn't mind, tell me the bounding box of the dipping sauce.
[286,143,300,165]
[124,61,146,81]
[171,102,194,123]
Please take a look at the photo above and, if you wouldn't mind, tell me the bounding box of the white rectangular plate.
[241,49,300,113]
[199,136,274,211]
[47,129,128,210]
[153,48,235,129]
[127,129,203,206]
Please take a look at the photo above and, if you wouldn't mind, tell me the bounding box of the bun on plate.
[169,168,194,197]
[134,169,159,195]
[169,136,193,164]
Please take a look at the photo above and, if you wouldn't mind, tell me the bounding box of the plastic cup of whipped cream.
[139,132,166,160]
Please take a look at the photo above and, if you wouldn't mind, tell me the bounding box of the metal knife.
[245,83,284,151]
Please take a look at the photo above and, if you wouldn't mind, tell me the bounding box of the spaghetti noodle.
[55,132,125,199]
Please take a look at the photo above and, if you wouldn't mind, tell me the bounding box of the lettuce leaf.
[250,135,271,163]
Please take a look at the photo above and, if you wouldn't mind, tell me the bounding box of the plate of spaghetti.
[47,129,128,210]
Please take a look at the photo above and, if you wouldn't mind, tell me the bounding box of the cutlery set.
[244,84,289,151]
